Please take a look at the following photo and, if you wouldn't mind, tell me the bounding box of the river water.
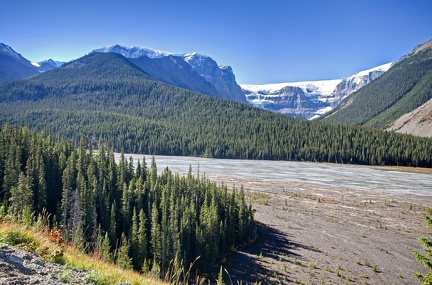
[114,154,432,196]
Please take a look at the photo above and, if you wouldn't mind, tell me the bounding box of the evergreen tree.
[116,233,133,270]
[150,201,162,275]
[130,207,140,269]
[100,232,113,262]
[9,172,33,220]
[109,201,117,248]
[137,208,148,271]
[413,214,432,284]
[70,189,84,251]
[2,140,21,213]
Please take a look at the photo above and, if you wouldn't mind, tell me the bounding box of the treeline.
[0,124,255,276]
[2,96,432,167]
[0,52,431,167]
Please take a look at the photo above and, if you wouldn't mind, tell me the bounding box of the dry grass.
[0,218,166,285]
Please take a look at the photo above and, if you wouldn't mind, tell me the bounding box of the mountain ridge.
[0,43,64,82]
[241,62,391,119]
[92,44,248,103]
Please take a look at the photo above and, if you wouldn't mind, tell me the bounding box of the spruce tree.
[413,213,432,284]
[137,208,148,271]
[150,201,162,275]
[9,172,33,220]
[116,233,132,270]
[109,201,117,248]
[100,232,113,262]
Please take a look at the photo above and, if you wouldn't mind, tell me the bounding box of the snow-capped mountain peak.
[93,44,176,59]
[92,44,247,103]
[346,62,392,84]
[31,59,65,72]
[93,45,214,64]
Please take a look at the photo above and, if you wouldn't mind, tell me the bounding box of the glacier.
[241,63,392,119]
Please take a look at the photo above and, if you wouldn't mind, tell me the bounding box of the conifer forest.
[0,124,255,277]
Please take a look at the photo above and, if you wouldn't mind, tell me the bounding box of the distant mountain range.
[0,51,430,167]
[241,63,392,119]
[0,40,431,137]
[0,42,398,118]
[0,43,247,103]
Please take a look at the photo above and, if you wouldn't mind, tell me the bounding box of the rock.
[0,245,94,285]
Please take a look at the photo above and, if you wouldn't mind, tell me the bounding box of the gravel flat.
[120,154,432,284]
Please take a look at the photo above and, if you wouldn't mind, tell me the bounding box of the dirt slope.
[387,98,432,137]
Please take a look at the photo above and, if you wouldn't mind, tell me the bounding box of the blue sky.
[1,0,431,84]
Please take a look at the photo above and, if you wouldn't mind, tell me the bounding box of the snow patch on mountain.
[242,63,392,119]
[31,59,64,72]
[345,62,392,85]
[93,44,204,60]
[94,44,173,59]
[241,79,342,97]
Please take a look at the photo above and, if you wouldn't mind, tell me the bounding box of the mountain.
[0,43,64,82]
[322,39,432,135]
[128,55,221,98]
[0,43,39,82]
[182,52,247,103]
[242,80,340,119]
[241,62,391,119]
[331,63,393,106]
[31,59,64,72]
[92,44,247,103]
[0,51,431,167]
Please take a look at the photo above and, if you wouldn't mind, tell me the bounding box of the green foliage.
[116,233,133,270]
[323,47,432,128]
[0,124,255,278]
[0,230,37,246]
[413,214,432,284]
[0,53,430,167]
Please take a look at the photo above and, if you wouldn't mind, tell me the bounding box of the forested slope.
[0,52,431,167]
[322,42,432,128]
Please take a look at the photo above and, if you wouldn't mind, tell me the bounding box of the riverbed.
[115,154,432,196]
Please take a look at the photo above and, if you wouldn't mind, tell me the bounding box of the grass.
[0,219,166,285]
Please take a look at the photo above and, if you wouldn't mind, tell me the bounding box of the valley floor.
[207,172,432,285]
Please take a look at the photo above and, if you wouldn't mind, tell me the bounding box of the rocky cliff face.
[242,80,340,119]
[183,53,248,103]
[244,85,323,118]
